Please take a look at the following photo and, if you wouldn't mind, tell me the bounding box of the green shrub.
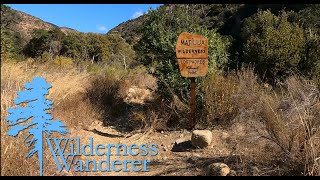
[86,63,103,74]
[38,51,51,63]
[301,29,320,88]
[242,9,306,84]
[138,5,231,105]
[23,28,64,59]
[1,29,15,62]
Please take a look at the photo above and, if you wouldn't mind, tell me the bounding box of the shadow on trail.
[84,128,125,138]
[149,153,304,176]
[85,75,202,135]
[85,75,155,134]
[171,140,194,152]
[149,154,242,176]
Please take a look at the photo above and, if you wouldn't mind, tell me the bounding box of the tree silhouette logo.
[5,76,70,176]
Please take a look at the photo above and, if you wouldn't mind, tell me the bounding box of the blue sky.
[5,4,162,34]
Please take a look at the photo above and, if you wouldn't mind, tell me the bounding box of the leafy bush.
[301,29,320,88]
[37,51,51,63]
[1,29,13,62]
[85,33,111,63]
[242,9,306,84]
[107,34,136,68]
[291,4,320,34]
[138,5,231,105]
[23,28,64,59]
[60,32,88,62]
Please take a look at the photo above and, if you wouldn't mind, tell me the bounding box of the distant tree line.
[1,25,136,68]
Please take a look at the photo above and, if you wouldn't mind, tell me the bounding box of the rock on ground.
[191,130,212,148]
[125,86,152,104]
[206,163,230,176]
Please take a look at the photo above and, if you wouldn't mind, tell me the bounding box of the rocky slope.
[1,4,77,45]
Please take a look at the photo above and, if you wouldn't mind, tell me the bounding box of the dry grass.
[85,73,124,118]
[201,67,262,127]
[201,67,319,176]
[233,66,263,110]
[126,65,157,91]
[1,61,96,176]
[52,56,74,69]
[1,68,41,175]
[202,71,239,126]
[1,60,157,175]
[84,64,160,132]
[258,76,320,176]
[1,61,319,176]
[118,65,157,104]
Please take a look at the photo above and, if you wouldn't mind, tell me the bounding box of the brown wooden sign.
[175,32,209,129]
[176,32,208,77]
[177,59,208,77]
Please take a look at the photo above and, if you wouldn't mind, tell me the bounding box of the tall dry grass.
[201,67,262,127]
[84,64,161,132]
[202,71,239,126]
[1,60,153,175]
[1,61,98,175]
[259,76,320,176]
[201,67,319,175]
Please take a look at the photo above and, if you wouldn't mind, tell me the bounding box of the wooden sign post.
[175,32,208,129]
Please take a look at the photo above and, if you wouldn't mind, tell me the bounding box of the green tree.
[48,28,65,58]
[1,29,23,62]
[242,9,306,83]
[23,29,50,58]
[137,5,231,103]
[23,28,65,61]
[1,29,14,61]
[107,34,136,69]
[291,4,320,34]
[301,29,320,87]
[60,32,87,62]
[85,33,111,63]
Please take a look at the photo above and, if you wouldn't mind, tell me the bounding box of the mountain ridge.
[1,4,78,45]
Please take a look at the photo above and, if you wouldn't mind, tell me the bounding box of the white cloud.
[132,11,143,19]
[97,25,107,32]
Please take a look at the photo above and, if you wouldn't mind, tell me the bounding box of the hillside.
[1,4,78,45]
[59,26,78,35]
[108,14,147,45]
[107,4,308,46]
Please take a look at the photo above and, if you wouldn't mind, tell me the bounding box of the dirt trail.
[53,84,239,176]
[58,120,234,176]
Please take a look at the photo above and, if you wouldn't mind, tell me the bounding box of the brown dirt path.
[56,120,233,176]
